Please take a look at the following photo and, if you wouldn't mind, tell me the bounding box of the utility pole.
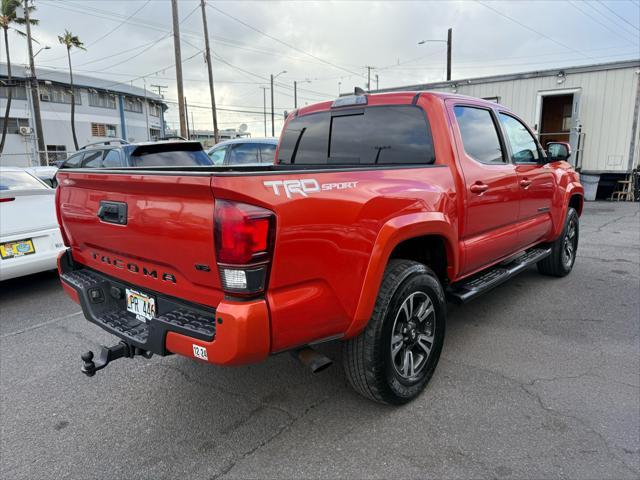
[447,28,452,81]
[171,0,187,138]
[150,84,168,98]
[270,74,275,137]
[375,74,379,90]
[367,66,371,91]
[294,80,297,109]
[260,86,267,137]
[184,97,190,139]
[24,0,46,165]
[200,0,219,144]
[143,78,150,141]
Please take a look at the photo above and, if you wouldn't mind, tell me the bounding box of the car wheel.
[537,207,579,277]
[343,259,446,405]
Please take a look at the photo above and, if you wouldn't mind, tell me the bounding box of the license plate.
[125,288,156,322]
[0,239,35,259]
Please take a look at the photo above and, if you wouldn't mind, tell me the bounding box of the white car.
[0,167,65,281]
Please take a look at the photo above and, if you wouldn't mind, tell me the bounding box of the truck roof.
[295,91,504,118]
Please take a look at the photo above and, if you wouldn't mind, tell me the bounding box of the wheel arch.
[345,212,457,338]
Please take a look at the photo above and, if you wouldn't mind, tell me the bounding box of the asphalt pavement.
[1,201,638,479]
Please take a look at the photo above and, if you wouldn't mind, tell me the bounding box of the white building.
[374,59,640,198]
[1,63,167,166]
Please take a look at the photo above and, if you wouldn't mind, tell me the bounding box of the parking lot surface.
[1,202,638,479]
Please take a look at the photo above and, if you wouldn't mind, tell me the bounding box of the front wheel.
[343,260,446,405]
[537,207,579,277]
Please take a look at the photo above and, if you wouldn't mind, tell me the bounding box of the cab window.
[103,150,124,168]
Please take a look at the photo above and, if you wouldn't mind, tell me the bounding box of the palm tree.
[1,0,37,154]
[58,29,84,150]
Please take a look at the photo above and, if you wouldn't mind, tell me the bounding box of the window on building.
[149,103,161,117]
[46,145,67,163]
[149,127,161,140]
[454,106,505,164]
[0,84,27,100]
[40,85,81,105]
[89,91,116,109]
[91,123,118,138]
[498,113,540,163]
[278,106,435,165]
[0,117,29,134]
[124,96,143,113]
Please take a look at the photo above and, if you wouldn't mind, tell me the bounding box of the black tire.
[537,207,579,277]
[343,259,446,405]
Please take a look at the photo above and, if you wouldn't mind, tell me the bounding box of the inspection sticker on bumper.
[193,344,208,361]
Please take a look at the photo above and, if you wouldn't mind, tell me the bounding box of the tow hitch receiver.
[81,342,153,377]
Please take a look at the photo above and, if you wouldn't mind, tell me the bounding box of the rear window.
[128,143,213,167]
[278,106,435,165]
[0,171,49,191]
[228,144,260,165]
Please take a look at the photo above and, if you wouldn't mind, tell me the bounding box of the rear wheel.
[343,260,446,405]
[537,207,579,277]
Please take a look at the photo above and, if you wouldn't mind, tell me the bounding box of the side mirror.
[546,142,571,162]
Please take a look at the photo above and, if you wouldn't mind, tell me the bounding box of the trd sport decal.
[263,179,358,198]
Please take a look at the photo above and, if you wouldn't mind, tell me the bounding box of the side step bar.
[447,247,551,304]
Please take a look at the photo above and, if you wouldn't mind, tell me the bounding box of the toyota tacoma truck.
[56,92,583,404]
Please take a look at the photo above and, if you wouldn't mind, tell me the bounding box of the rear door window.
[102,150,124,168]
[278,106,435,165]
[62,152,83,168]
[228,144,260,165]
[0,171,49,191]
[454,106,505,164]
[208,146,228,165]
[258,144,277,163]
[82,150,104,168]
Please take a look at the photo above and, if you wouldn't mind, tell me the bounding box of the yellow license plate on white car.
[0,239,35,259]
[126,288,156,322]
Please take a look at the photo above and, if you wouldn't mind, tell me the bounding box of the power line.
[85,0,153,49]
[568,0,638,45]
[596,0,640,32]
[207,4,367,80]
[475,0,594,59]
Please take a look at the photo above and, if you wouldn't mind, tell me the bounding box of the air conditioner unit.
[40,93,50,101]
[19,126,33,136]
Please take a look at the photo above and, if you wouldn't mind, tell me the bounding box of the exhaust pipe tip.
[292,347,333,373]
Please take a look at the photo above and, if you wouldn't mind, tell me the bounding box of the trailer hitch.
[81,342,153,377]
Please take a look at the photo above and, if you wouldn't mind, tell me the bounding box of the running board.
[447,247,551,304]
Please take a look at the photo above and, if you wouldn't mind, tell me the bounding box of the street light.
[33,46,51,58]
[418,28,452,80]
[270,70,286,136]
[293,78,311,109]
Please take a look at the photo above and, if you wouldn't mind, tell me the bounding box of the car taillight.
[54,187,71,247]
[214,199,275,296]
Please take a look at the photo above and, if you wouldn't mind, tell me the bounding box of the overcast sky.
[3,0,639,137]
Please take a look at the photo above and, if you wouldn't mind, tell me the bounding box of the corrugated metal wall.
[423,66,639,173]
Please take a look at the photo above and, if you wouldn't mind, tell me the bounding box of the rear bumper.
[0,228,65,281]
[58,250,270,366]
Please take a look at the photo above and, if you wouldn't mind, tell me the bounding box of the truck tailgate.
[56,171,222,307]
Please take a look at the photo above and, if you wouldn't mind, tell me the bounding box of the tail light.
[54,187,71,247]
[214,200,275,296]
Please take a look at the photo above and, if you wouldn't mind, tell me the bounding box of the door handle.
[520,179,532,189]
[470,183,489,194]
[97,201,128,225]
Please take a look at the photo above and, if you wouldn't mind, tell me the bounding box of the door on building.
[447,101,521,275]
[536,88,582,166]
